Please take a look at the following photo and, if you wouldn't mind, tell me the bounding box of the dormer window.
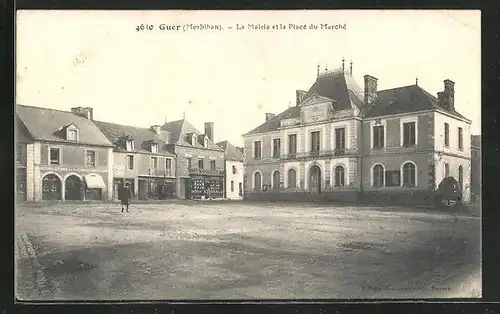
[191,135,196,146]
[151,143,158,153]
[65,124,79,141]
[204,137,209,147]
[126,140,135,151]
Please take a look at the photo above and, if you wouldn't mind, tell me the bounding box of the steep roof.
[364,84,470,121]
[93,120,175,156]
[243,106,301,136]
[217,140,244,162]
[16,105,113,147]
[302,72,364,110]
[161,119,224,151]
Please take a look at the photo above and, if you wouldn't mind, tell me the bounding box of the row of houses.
[241,61,481,205]
[15,105,244,202]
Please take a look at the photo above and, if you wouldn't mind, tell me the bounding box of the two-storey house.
[16,105,114,201]
[243,60,473,205]
[94,121,177,200]
[217,140,245,200]
[161,120,225,199]
[243,61,363,202]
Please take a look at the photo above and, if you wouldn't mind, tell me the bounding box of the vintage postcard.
[15,10,481,300]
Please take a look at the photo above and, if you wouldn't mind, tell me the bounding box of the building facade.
[162,120,226,199]
[217,140,245,200]
[94,121,177,200]
[470,135,481,203]
[243,62,472,204]
[16,106,114,201]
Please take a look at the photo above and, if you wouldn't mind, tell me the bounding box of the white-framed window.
[310,131,320,153]
[254,141,262,160]
[150,156,158,171]
[49,147,61,165]
[204,137,209,147]
[253,171,262,191]
[334,165,345,187]
[458,127,463,150]
[400,117,418,147]
[444,123,450,147]
[401,161,417,187]
[127,155,134,170]
[272,170,280,189]
[67,129,78,141]
[287,134,297,156]
[287,168,297,188]
[126,140,135,151]
[370,120,387,149]
[151,143,158,153]
[272,138,280,158]
[191,135,196,146]
[198,158,204,169]
[334,127,346,150]
[85,149,96,167]
[372,164,385,188]
[165,158,172,175]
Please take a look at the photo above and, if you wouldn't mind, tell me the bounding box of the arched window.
[288,168,297,188]
[334,165,345,187]
[444,163,450,178]
[253,172,262,191]
[372,164,384,187]
[458,165,463,188]
[272,171,280,190]
[402,162,416,187]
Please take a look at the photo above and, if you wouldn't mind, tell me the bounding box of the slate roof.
[243,106,301,136]
[302,73,364,110]
[217,140,244,162]
[16,105,113,146]
[93,120,175,156]
[364,84,470,121]
[161,119,224,151]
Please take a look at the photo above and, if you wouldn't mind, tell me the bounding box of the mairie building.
[242,61,472,204]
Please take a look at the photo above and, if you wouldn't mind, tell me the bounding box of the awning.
[84,174,106,189]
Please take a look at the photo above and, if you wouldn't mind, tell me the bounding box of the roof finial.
[342,58,345,72]
[183,112,186,120]
[416,77,418,86]
[325,64,328,72]
[317,63,320,77]
[350,60,353,75]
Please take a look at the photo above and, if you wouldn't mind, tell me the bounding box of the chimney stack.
[363,75,378,105]
[71,106,93,120]
[150,125,161,134]
[443,79,455,110]
[204,122,214,141]
[265,113,276,122]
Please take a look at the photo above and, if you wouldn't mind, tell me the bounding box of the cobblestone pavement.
[15,202,481,300]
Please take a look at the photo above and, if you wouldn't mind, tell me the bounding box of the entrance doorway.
[42,174,61,200]
[309,165,322,194]
[65,175,82,200]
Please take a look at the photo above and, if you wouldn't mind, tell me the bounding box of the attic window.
[66,126,79,141]
[232,165,237,174]
[151,143,158,153]
[191,135,196,146]
[126,140,135,151]
[204,137,209,147]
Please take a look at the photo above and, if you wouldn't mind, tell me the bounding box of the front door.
[309,165,322,194]
[65,175,82,200]
[113,179,122,200]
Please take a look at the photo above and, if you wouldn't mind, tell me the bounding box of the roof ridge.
[17,104,80,115]
[94,120,157,131]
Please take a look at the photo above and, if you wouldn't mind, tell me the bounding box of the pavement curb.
[17,232,52,299]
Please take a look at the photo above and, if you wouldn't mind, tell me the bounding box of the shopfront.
[189,174,224,199]
[138,177,176,200]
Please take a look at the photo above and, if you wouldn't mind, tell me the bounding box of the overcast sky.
[16,10,480,146]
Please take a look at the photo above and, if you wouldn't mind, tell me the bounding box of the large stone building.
[161,120,225,199]
[16,105,114,201]
[217,140,245,200]
[243,61,472,204]
[94,120,177,200]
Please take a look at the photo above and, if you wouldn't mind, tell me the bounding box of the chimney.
[442,79,455,110]
[150,125,161,134]
[265,113,276,121]
[363,75,378,105]
[204,122,214,141]
[71,106,93,120]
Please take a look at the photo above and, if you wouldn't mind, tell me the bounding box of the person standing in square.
[119,183,132,213]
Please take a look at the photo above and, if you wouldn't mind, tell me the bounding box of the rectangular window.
[210,160,216,170]
[444,123,449,147]
[16,144,23,163]
[254,141,262,159]
[68,129,78,141]
[150,157,158,170]
[85,150,96,167]
[151,143,158,153]
[458,127,463,150]
[49,147,60,165]
[231,180,234,192]
[198,158,204,169]
[335,128,346,149]
[310,131,320,152]
[127,155,134,170]
[403,122,416,146]
[126,140,134,151]
[288,134,297,154]
[272,138,280,158]
[165,158,172,175]
[373,125,385,149]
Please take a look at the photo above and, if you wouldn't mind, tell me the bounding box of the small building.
[16,105,114,201]
[161,120,226,199]
[217,140,245,200]
[470,135,481,203]
[93,121,177,200]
